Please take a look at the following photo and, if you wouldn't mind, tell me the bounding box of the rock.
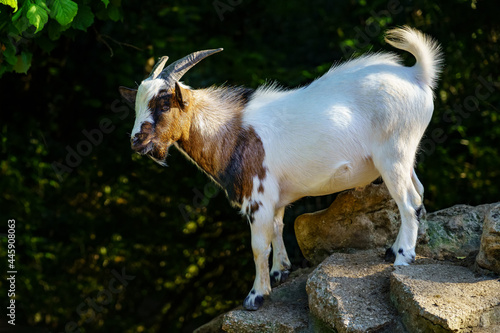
[295,183,402,264]
[476,204,500,274]
[391,264,500,332]
[222,302,309,333]
[214,269,328,333]
[418,204,493,260]
[306,250,404,333]
[194,313,224,333]
[197,201,500,333]
[295,178,499,264]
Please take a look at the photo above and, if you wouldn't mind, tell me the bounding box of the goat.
[119,26,443,311]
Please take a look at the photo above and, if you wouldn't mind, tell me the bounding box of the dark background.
[0,0,499,332]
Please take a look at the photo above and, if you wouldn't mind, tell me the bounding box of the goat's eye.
[160,99,170,112]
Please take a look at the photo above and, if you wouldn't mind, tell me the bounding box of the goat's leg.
[270,207,292,287]
[376,157,422,265]
[411,168,426,220]
[411,169,424,201]
[243,203,274,310]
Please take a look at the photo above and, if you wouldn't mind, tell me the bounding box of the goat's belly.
[279,158,380,205]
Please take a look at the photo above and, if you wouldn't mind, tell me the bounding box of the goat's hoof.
[386,246,416,265]
[392,247,416,265]
[243,290,264,311]
[384,247,396,262]
[270,269,290,287]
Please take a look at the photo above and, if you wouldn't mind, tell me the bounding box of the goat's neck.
[176,87,252,187]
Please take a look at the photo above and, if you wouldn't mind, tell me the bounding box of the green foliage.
[26,2,49,33]
[72,4,93,31]
[0,0,498,332]
[50,0,78,26]
[0,0,18,12]
[0,0,116,75]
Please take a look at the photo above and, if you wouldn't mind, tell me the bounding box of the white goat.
[119,26,443,310]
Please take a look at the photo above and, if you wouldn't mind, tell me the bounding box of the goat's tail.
[385,26,443,90]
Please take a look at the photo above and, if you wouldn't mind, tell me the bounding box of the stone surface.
[222,302,309,333]
[476,204,500,274]
[295,179,498,265]
[306,250,404,333]
[209,269,330,333]
[391,264,500,332]
[197,201,500,333]
[194,313,224,333]
[418,204,492,260]
[295,183,401,264]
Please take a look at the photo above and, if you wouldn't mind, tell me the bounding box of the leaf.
[11,2,24,21]
[106,5,121,22]
[26,3,48,33]
[47,20,62,40]
[12,14,30,34]
[0,0,18,12]
[1,39,17,65]
[13,51,32,74]
[50,0,78,26]
[71,4,93,31]
[35,0,50,12]
[101,0,109,8]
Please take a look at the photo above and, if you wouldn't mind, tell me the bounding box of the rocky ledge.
[196,185,500,333]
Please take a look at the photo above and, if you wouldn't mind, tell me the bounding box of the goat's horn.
[158,48,223,83]
[148,56,169,80]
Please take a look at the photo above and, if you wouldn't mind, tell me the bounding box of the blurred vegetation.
[0,0,498,332]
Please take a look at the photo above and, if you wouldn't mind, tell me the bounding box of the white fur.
[238,27,442,308]
[244,54,432,205]
[191,86,247,137]
[131,79,166,139]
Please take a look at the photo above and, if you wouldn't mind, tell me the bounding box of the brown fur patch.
[145,88,194,161]
[250,201,261,214]
[140,121,154,134]
[137,85,265,205]
[221,127,267,202]
[175,87,266,205]
[248,200,262,223]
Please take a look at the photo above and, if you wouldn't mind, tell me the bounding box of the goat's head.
[119,48,223,163]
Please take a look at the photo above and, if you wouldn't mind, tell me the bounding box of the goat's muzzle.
[131,132,154,155]
[131,140,153,155]
[131,122,155,154]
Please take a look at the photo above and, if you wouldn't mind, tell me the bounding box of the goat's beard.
[147,141,171,167]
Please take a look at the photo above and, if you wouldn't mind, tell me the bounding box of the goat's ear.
[174,82,192,111]
[119,86,137,105]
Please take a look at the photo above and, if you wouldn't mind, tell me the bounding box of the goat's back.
[242,53,436,205]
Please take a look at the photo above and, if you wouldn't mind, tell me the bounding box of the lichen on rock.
[476,204,500,274]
